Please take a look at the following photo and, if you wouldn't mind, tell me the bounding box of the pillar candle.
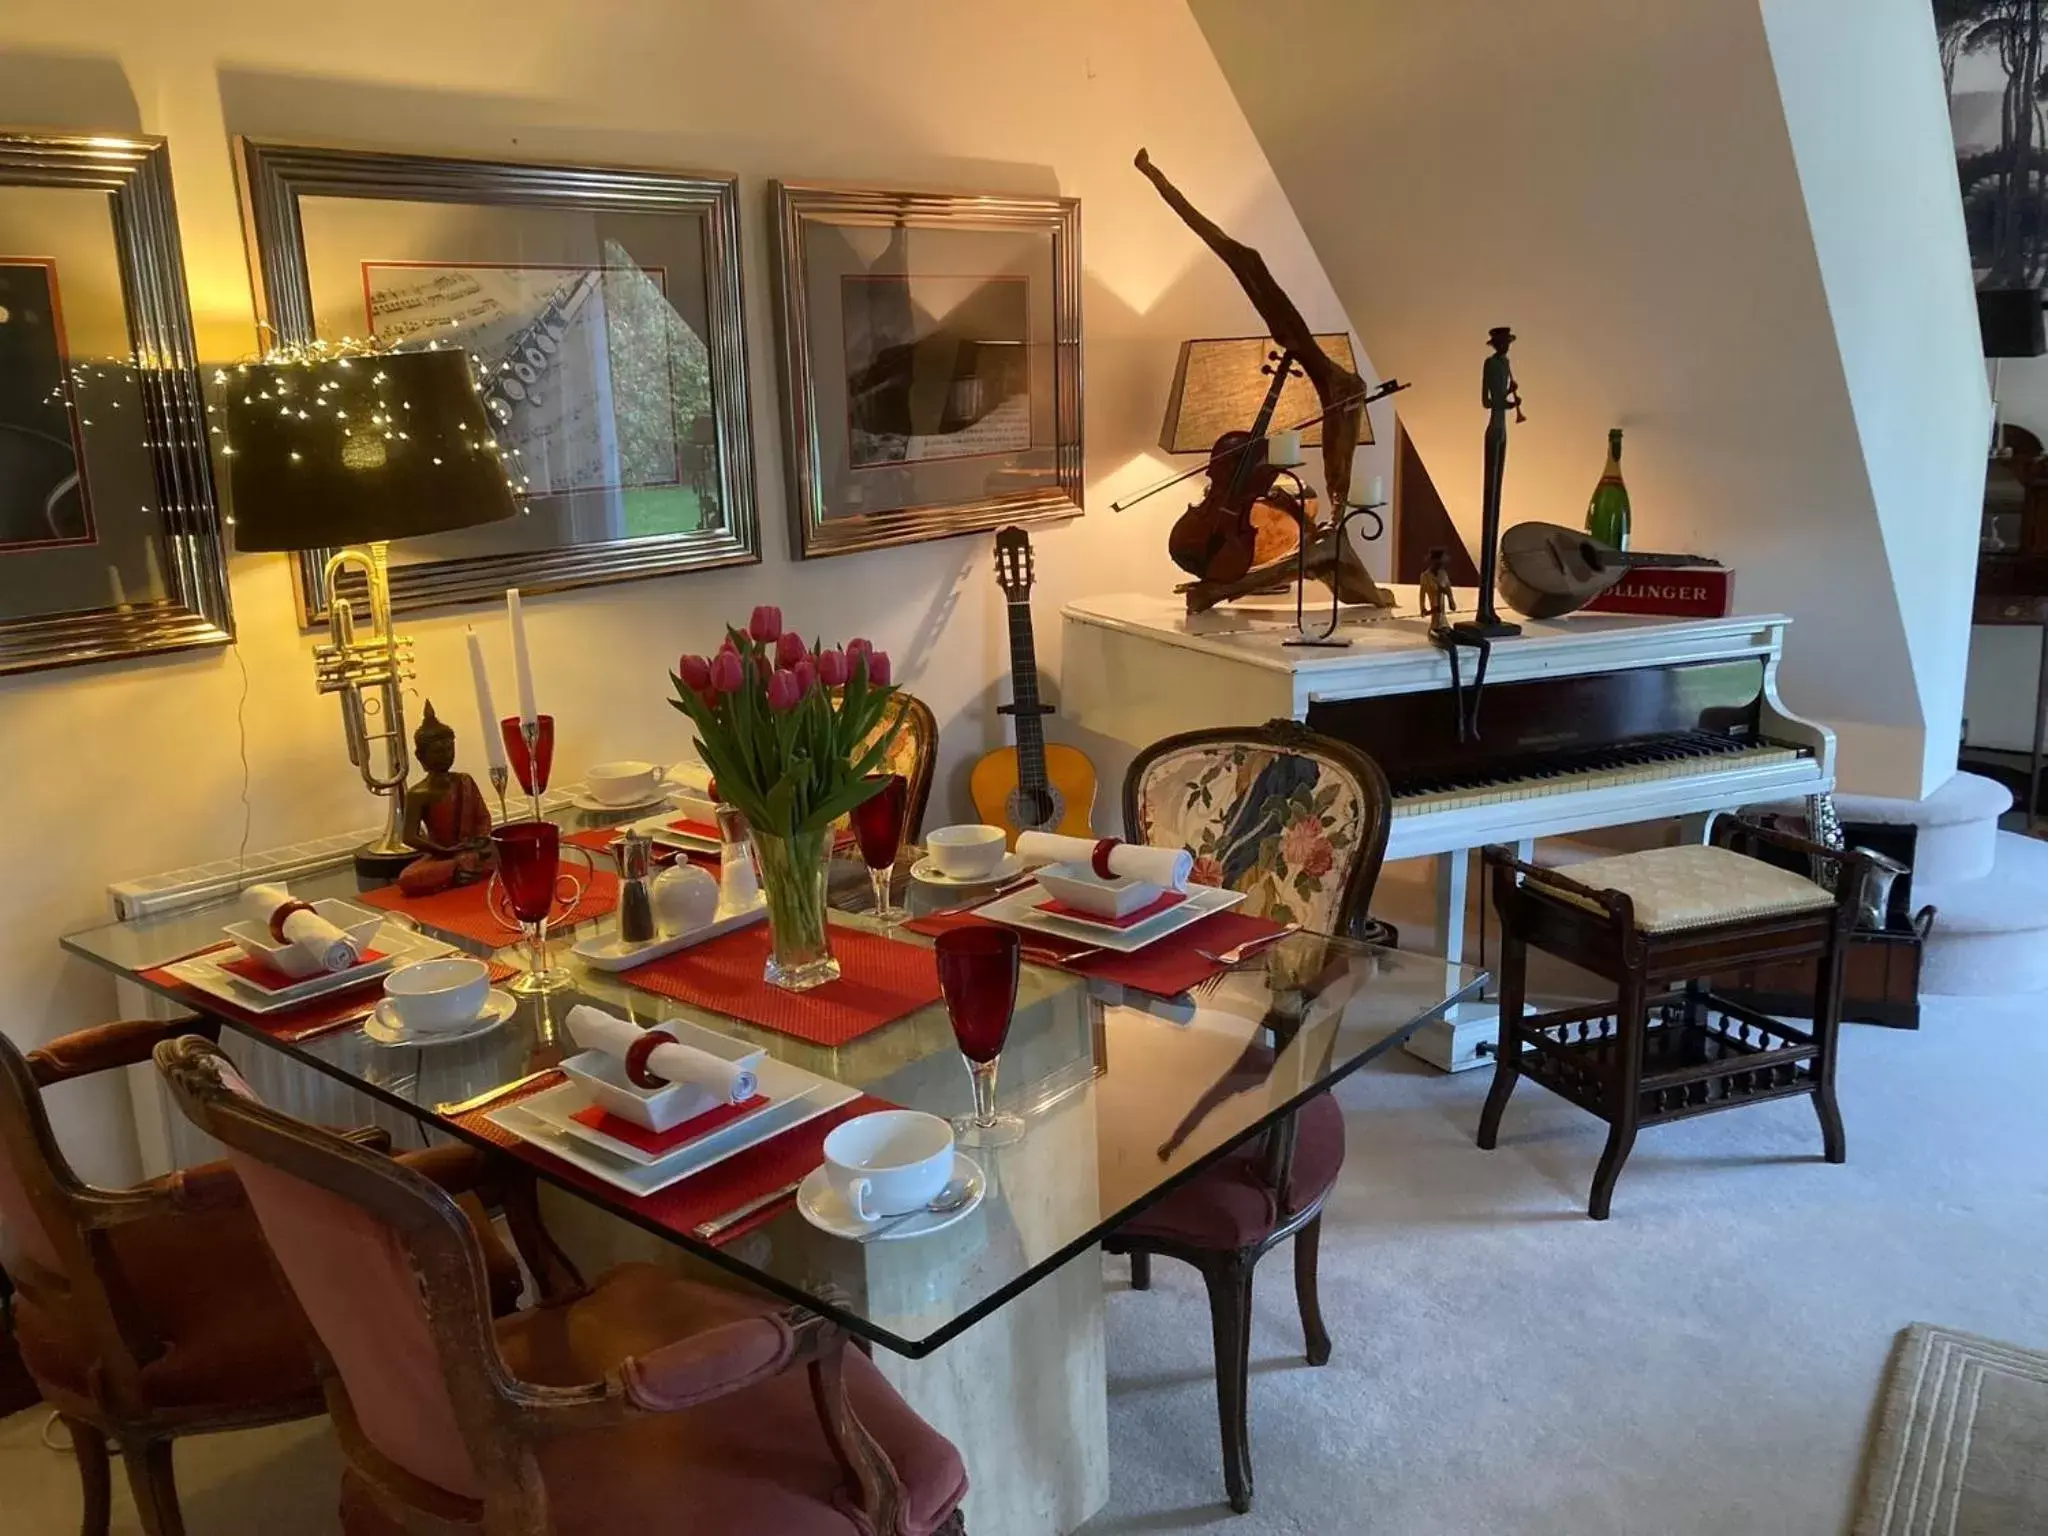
[466,626,508,771]
[1266,428,1304,468]
[1370,474,1387,506]
[506,587,538,726]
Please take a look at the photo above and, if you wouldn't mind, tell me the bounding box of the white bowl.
[562,1047,755,1133]
[822,1110,956,1221]
[1035,862,1164,920]
[225,899,384,979]
[925,823,1008,880]
[382,957,492,1034]
[585,760,665,807]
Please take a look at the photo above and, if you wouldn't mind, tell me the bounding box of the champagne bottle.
[1585,428,1631,550]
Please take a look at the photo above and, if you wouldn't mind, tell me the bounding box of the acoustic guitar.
[970,528,1098,845]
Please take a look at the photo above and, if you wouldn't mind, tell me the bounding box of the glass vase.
[749,826,840,991]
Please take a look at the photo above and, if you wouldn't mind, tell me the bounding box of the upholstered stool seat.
[1532,844,1835,932]
[1478,822,1870,1220]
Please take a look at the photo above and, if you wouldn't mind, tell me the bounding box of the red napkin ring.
[625,1028,680,1091]
[267,900,318,944]
[1091,838,1122,879]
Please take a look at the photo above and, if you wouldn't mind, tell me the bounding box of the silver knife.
[693,1179,802,1240]
[435,1069,559,1117]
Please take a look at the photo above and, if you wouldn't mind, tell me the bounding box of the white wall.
[0,0,1382,1181]
[1192,0,1985,798]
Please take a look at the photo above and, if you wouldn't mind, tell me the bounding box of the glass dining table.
[61,839,1482,1361]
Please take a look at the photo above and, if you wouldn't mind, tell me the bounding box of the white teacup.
[585,760,666,806]
[925,824,1008,880]
[383,957,491,1033]
[821,1110,955,1222]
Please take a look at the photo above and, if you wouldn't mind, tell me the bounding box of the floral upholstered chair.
[858,691,940,842]
[1124,719,1392,941]
[1109,719,1393,1513]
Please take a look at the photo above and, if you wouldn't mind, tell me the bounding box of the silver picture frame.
[234,139,760,621]
[770,179,1083,560]
[0,131,232,674]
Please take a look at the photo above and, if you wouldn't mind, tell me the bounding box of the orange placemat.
[454,1082,895,1246]
[140,945,517,1044]
[904,907,1288,998]
[619,921,940,1047]
[361,870,619,946]
[563,825,717,870]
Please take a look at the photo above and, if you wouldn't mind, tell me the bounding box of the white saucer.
[796,1154,985,1241]
[364,988,515,1047]
[910,852,1026,888]
[569,786,678,815]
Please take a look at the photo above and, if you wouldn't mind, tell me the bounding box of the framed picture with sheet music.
[770,180,1083,559]
[234,140,760,621]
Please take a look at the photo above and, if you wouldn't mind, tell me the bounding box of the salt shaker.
[611,830,657,944]
[716,803,759,910]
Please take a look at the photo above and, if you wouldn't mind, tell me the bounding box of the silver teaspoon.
[857,1176,976,1242]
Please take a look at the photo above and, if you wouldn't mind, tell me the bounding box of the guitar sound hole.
[1009,786,1063,832]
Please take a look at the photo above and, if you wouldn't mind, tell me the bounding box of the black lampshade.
[224,348,518,552]
[1978,288,2046,360]
[1159,333,1369,454]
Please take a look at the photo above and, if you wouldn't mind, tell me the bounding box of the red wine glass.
[499,715,556,806]
[488,819,589,994]
[849,773,909,923]
[935,926,1025,1147]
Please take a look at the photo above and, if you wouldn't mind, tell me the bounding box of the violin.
[1167,349,1302,584]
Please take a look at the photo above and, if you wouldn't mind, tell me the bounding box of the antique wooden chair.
[0,1021,525,1536]
[1477,817,1871,1218]
[861,690,941,842]
[1105,719,1393,1513]
[155,1035,970,1536]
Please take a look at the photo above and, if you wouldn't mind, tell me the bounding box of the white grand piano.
[1060,591,1835,1064]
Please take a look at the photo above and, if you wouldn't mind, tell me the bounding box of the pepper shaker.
[612,830,657,944]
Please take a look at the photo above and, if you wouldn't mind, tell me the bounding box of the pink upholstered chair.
[0,1021,525,1536]
[1107,720,1394,1513]
[154,1035,970,1536]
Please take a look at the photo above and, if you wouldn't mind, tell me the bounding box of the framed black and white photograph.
[0,132,232,674]
[771,180,1082,559]
[236,140,759,619]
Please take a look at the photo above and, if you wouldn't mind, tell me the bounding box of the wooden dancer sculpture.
[398,701,497,895]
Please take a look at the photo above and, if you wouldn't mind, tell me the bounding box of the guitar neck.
[1005,596,1049,792]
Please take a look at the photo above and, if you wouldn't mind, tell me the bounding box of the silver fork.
[1195,924,1301,968]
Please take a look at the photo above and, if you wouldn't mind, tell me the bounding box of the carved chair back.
[0,1030,163,1418]
[155,1036,531,1523]
[1123,719,1393,940]
[859,690,940,842]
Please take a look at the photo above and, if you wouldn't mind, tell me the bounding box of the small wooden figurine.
[398,701,497,895]
[1420,546,1458,634]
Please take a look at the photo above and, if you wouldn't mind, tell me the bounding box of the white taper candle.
[506,588,538,727]
[466,627,508,771]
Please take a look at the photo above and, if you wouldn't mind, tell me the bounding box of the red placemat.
[140,946,517,1044]
[1035,890,1187,930]
[564,825,716,869]
[619,921,940,1047]
[454,1084,896,1246]
[904,908,1289,997]
[360,870,619,946]
[568,1095,767,1157]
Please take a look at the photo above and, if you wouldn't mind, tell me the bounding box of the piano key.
[1391,740,1804,817]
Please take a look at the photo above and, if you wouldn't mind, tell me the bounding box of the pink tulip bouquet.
[670,606,898,987]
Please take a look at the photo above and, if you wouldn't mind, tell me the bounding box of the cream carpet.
[3,996,2043,1536]
[1851,1324,2048,1535]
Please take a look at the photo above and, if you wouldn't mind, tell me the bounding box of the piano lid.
[1062,590,1795,701]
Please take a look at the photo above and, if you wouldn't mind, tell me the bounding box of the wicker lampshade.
[1158,333,1370,454]
[224,349,517,552]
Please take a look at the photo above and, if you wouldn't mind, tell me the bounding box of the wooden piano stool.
[1475,823,1871,1219]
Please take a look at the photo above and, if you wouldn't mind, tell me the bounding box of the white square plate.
[973,881,1245,953]
[166,924,455,1014]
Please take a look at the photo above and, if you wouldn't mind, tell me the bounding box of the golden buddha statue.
[397,701,496,895]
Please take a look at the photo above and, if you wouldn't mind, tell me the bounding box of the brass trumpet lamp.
[225,349,517,877]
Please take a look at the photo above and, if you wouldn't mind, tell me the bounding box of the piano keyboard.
[1390,733,1809,818]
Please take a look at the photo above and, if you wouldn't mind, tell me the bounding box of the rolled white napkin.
[240,883,359,973]
[1016,832,1194,892]
[565,1005,758,1104]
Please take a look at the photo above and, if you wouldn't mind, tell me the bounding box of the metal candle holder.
[1284,498,1388,649]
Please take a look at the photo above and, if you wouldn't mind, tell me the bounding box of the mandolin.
[970,528,1098,846]
[1166,349,1303,585]
[1496,521,1720,620]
